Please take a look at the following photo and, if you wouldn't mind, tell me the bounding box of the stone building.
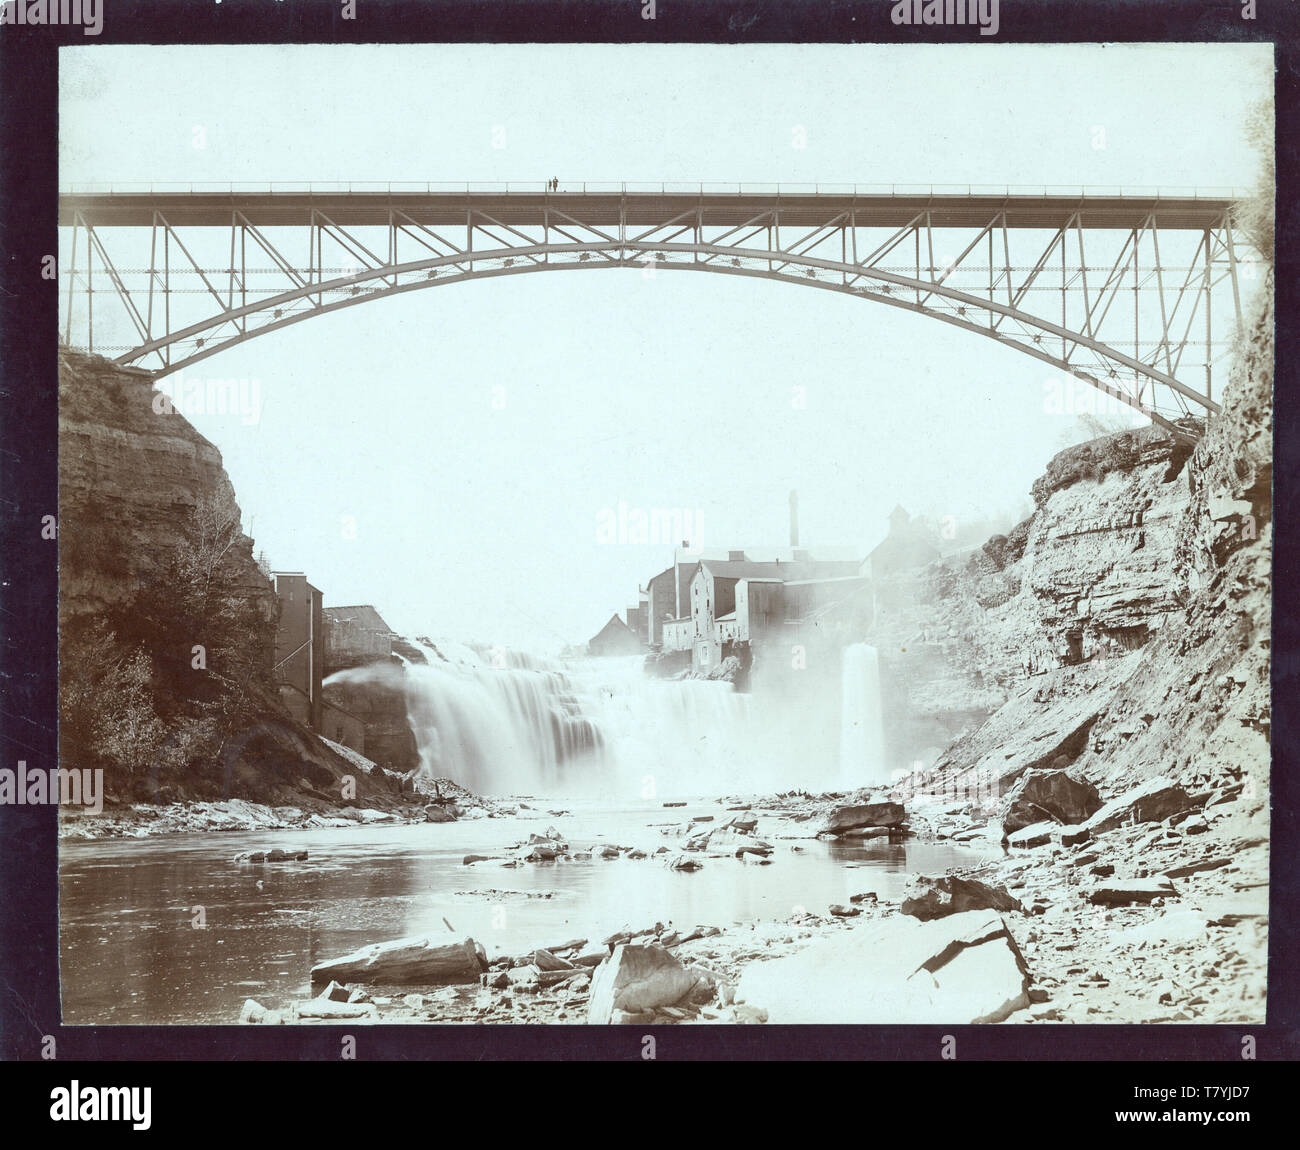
[685,552,863,669]
[272,572,324,730]
[587,612,646,656]
[323,604,394,676]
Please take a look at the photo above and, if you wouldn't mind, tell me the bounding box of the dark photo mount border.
[1,0,1296,1066]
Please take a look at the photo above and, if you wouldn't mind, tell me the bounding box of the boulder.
[666,853,703,871]
[818,801,905,835]
[507,965,542,987]
[533,948,574,972]
[1088,877,1179,906]
[901,875,1024,921]
[1006,822,1055,849]
[1000,768,1102,835]
[735,910,1032,1024]
[588,944,698,1023]
[1081,777,1195,836]
[574,943,611,967]
[239,999,285,1024]
[319,980,351,1002]
[735,843,774,858]
[520,843,561,861]
[425,805,457,823]
[311,934,487,985]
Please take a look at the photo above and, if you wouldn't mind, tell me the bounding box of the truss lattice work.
[59,186,1253,438]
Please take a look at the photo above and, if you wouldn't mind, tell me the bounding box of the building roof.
[698,558,862,581]
[589,613,636,642]
[779,574,872,588]
[323,605,392,631]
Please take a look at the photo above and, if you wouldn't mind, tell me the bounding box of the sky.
[58,42,1273,651]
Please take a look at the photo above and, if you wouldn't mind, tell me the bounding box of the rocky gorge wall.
[894,270,1272,813]
[57,348,410,811]
[867,421,1197,772]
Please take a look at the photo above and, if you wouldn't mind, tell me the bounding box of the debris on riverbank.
[58,776,507,841]
[232,758,1265,1025]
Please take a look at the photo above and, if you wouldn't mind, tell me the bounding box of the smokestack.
[789,489,799,548]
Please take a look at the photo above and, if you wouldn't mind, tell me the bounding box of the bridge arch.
[59,186,1250,440]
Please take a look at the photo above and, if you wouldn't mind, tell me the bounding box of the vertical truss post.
[87,224,93,354]
[164,222,170,367]
[64,212,79,346]
[146,212,157,341]
[987,224,993,327]
[1204,227,1213,404]
[1061,218,1069,363]
[1133,225,1140,406]
[1222,213,1244,335]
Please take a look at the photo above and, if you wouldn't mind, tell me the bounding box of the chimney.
[789,489,800,547]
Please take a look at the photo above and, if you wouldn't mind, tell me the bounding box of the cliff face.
[322,663,423,775]
[58,349,272,625]
[868,425,1196,770]
[57,349,408,810]
[912,271,1271,807]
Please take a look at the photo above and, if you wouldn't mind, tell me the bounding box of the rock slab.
[311,935,487,985]
[1081,777,1194,835]
[819,801,906,835]
[901,875,1024,921]
[735,910,1032,1024]
[1000,768,1102,834]
[587,944,697,1023]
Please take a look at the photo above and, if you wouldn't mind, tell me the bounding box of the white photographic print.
[53,41,1272,1027]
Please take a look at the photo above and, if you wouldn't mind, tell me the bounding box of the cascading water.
[400,641,604,794]
[385,641,768,798]
[329,633,887,797]
[839,642,890,787]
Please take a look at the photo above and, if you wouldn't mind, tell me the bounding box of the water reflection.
[60,804,980,1024]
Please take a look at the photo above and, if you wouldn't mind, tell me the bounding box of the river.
[59,798,980,1024]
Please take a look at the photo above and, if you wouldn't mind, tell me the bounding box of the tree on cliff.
[60,619,168,779]
[63,494,279,792]
[128,492,278,726]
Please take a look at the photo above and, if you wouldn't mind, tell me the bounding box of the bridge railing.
[58,180,1247,199]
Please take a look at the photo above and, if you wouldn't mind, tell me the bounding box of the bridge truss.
[59,185,1254,438]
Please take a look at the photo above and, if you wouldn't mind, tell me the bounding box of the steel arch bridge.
[59,182,1254,439]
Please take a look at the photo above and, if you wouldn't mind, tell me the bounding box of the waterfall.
[330,637,880,797]
[393,645,769,797]
[839,642,889,787]
[402,652,604,794]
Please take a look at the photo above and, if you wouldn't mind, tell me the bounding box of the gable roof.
[590,613,635,641]
[697,558,862,582]
[324,605,392,631]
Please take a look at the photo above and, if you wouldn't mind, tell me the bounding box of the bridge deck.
[60,190,1238,231]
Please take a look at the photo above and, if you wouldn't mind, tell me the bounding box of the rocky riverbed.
[231,757,1267,1027]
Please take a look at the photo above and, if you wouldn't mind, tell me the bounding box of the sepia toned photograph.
[51,39,1273,1029]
